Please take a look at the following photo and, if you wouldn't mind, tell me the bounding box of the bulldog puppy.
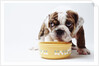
[38,10,90,55]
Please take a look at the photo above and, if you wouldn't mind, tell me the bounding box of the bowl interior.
[39,41,71,44]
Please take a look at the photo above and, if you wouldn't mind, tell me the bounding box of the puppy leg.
[76,27,90,55]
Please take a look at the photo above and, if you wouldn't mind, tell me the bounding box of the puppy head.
[39,10,84,42]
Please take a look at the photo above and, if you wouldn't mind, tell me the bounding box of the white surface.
[4,3,94,62]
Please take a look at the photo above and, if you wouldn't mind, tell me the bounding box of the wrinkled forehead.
[49,12,67,25]
[58,12,67,24]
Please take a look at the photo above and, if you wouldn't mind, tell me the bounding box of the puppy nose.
[56,29,64,35]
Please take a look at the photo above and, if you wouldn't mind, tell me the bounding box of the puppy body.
[38,10,90,55]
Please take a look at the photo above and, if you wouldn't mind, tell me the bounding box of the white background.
[4,3,94,62]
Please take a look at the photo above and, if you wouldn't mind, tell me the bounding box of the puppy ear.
[38,16,49,40]
[66,10,78,23]
[72,17,84,37]
[76,17,84,27]
[67,10,84,37]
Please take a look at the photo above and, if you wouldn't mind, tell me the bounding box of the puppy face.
[45,10,78,42]
[38,10,84,42]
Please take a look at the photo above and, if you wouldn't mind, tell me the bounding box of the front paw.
[77,48,90,55]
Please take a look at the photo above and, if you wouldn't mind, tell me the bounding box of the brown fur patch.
[76,26,86,48]
[38,23,49,39]
[48,12,59,31]
[66,10,78,23]
[49,12,58,20]
[66,10,78,33]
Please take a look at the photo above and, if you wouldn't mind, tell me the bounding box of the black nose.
[56,29,64,36]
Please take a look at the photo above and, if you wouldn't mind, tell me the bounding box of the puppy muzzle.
[52,25,72,42]
[55,29,65,36]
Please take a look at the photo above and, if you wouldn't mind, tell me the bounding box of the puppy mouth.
[51,28,71,42]
[55,33,72,42]
[56,35,64,41]
[56,37,63,41]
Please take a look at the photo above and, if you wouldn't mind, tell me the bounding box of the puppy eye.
[50,22,54,27]
[66,21,72,27]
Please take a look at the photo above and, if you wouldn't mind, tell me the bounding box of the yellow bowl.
[39,42,72,59]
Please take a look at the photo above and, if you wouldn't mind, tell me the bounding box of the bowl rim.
[39,42,71,44]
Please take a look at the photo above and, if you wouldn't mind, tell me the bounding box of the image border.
[0,0,99,65]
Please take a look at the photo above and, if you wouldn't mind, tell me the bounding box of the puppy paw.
[77,48,90,55]
[72,46,77,50]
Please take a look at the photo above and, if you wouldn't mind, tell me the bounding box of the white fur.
[72,17,84,37]
[50,25,72,42]
[45,34,53,41]
[58,12,67,25]
[44,15,51,32]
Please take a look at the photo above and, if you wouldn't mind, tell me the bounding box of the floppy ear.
[76,26,86,48]
[66,10,84,36]
[72,17,84,36]
[71,16,85,49]
[38,16,49,40]
[66,10,78,24]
